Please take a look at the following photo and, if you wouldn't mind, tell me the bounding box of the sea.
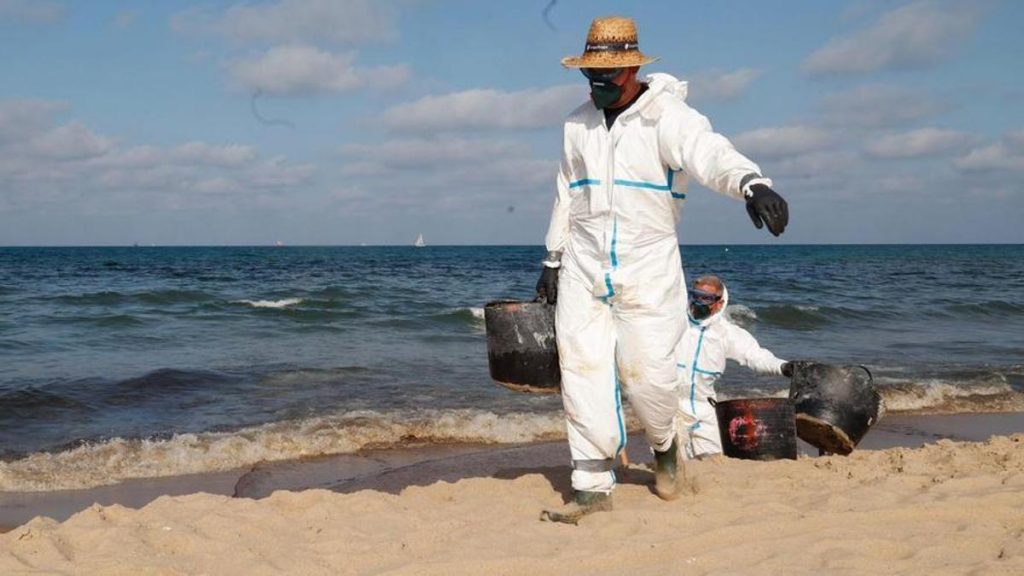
[1,244,1022,492]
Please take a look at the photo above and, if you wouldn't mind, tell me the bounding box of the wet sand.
[1,411,1021,531]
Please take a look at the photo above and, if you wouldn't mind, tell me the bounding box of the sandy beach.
[1,412,1022,575]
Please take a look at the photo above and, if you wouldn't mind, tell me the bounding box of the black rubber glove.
[781,361,794,378]
[745,183,789,237]
[536,267,559,305]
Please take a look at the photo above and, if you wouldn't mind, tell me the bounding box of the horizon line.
[2,242,1022,249]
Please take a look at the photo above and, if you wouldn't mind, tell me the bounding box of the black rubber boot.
[653,439,682,501]
[539,490,613,525]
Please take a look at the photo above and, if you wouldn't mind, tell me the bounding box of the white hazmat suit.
[676,286,787,460]
[545,73,772,492]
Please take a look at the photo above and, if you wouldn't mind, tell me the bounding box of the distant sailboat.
[414,233,426,248]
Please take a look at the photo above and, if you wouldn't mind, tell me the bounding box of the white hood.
[644,72,689,100]
[616,73,689,124]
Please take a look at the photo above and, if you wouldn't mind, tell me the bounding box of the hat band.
[584,41,639,53]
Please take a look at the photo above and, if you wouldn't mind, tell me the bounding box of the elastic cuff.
[740,174,773,198]
[650,436,675,454]
[542,250,562,268]
[572,458,617,473]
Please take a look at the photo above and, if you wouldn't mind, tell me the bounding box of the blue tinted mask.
[688,288,721,321]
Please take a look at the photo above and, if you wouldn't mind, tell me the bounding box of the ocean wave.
[0,369,238,418]
[724,304,757,327]
[48,290,213,307]
[43,313,147,328]
[104,368,237,403]
[945,300,1024,317]
[0,386,91,414]
[48,290,125,306]
[0,338,35,350]
[307,286,370,300]
[0,409,578,492]
[295,297,357,311]
[235,298,303,309]
[754,304,871,329]
[136,289,212,305]
[429,307,486,329]
[876,375,1024,414]
[259,366,372,387]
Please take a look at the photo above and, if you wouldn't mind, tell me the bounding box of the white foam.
[725,304,757,327]
[0,409,571,492]
[236,298,303,308]
[468,307,485,320]
[718,388,789,401]
[877,376,1021,413]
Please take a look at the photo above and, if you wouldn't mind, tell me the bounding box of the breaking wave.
[724,304,757,327]
[0,409,575,492]
[235,298,304,309]
[876,375,1024,414]
[431,307,486,328]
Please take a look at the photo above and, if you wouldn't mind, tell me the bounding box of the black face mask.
[687,287,721,321]
[581,68,625,110]
[689,301,712,321]
[589,79,622,109]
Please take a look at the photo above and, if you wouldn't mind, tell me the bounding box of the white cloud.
[192,177,242,195]
[820,84,941,127]
[733,126,834,159]
[247,156,315,188]
[0,0,64,23]
[342,137,531,171]
[865,128,974,158]
[1006,130,1024,148]
[686,68,762,104]
[171,0,396,45]
[0,99,315,212]
[380,85,584,132]
[228,44,408,96]
[30,122,115,160]
[955,142,1024,172]
[0,99,68,143]
[171,142,257,167]
[334,136,555,216]
[761,149,862,182]
[86,145,162,169]
[804,1,983,75]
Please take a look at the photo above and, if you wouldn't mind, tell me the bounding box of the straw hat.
[561,16,659,69]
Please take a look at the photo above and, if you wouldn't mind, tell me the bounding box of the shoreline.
[1,410,1021,533]
[1,425,1021,573]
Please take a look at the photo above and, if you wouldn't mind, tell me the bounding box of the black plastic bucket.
[710,397,797,461]
[484,299,560,393]
[788,361,883,455]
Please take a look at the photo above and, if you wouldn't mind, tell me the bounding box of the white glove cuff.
[540,249,565,268]
[542,250,562,269]
[741,175,774,199]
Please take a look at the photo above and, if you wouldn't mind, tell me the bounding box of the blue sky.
[1,0,1022,245]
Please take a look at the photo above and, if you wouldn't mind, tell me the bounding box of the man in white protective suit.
[677,275,793,460]
[538,16,789,524]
